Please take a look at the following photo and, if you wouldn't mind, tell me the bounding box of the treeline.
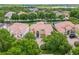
[69,8,79,24]
[11,12,56,20]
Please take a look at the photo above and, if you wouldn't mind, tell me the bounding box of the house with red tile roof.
[7,23,29,39]
[53,11,70,20]
[75,24,79,34]
[5,11,15,19]
[75,24,79,30]
[30,22,53,38]
[55,21,75,34]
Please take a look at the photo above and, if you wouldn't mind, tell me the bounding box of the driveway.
[36,38,44,47]
[67,36,79,48]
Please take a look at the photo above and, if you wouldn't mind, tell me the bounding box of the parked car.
[69,33,77,39]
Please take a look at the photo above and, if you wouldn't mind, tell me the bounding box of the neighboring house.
[63,11,70,20]
[0,23,10,29]
[29,8,39,12]
[7,23,29,39]
[63,11,70,17]
[53,11,69,20]
[4,11,15,19]
[18,11,27,15]
[53,11,62,17]
[55,21,75,34]
[30,22,53,38]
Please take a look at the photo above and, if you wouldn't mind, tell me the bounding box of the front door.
[36,31,40,38]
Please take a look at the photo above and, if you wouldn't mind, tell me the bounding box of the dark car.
[69,33,76,39]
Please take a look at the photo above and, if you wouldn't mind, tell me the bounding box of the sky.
[0,0,79,4]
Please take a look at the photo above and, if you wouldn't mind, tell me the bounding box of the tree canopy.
[0,29,16,52]
[69,17,79,24]
[11,14,19,20]
[70,8,79,19]
[20,14,28,20]
[24,32,35,39]
[0,30,40,55]
[6,39,40,55]
[72,47,79,55]
[41,31,72,54]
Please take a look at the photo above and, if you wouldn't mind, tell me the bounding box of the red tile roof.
[30,22,53,35]
[55,21,75,33]
[8,23,29,38]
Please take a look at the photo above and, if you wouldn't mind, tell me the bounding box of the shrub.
[74,41,79,47]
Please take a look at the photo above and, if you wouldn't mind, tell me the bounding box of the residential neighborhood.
[0,4,79,55]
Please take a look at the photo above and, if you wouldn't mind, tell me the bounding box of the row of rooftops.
[6,22,53,39]
[0,21,79,39]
